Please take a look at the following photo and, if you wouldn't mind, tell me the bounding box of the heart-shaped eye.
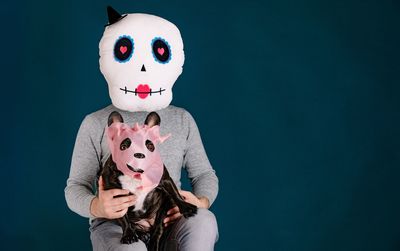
[114,35,134,63]
[151,37,171,64]
[157,47,165,56]
[120,46,128,54]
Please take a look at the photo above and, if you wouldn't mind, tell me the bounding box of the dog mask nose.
[134,153,145,159]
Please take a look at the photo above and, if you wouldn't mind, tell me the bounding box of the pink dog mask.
[106,113,170,192]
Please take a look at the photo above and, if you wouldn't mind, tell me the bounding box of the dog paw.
[120,233,138,244]
[147,241,160,251]
[138,232,150,244]
[181,203,198,218]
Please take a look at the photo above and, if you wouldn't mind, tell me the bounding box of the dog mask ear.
[144,112,161,128]
[108,111,124,127]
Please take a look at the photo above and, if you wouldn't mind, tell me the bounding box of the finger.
[163,216,170,224]
[167,206,180,216]
[112,200,133,212]
[169,212,182,222]
[128,199,136,207]
[98,176,104,191]
[164,212,182,223]
[114,208,128,219]
[164,212,182,227]
[179,190,191,200]
[179,190,188,196]
[110,188,131,197]
[101,189,129,200]
[164,214,173,224]
[111,195,136,206]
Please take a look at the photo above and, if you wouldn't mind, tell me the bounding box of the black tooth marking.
[119,87,166,95]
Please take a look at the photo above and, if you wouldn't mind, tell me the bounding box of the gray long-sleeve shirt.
[65,104,218,219]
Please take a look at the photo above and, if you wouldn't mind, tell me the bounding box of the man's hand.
[179,190,210,209]
[90,176,136,219]
[163,190,210,227]
[163,206,181,227]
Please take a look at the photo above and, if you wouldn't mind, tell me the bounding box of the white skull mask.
[99,7,185,112]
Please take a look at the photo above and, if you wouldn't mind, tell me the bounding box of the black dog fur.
[98,111,197,251]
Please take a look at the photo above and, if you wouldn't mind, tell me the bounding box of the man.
[65,6,219,251]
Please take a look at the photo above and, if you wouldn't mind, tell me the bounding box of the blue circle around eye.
[151,37,171,64]
[114,35,134,63]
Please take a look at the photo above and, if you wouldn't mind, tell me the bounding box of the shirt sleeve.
[64,115,102,218]
[182,111,219,206]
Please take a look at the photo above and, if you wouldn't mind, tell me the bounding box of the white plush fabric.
[99,13,185,112]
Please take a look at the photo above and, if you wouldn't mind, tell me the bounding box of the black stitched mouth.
[126,164,144,173]
[120,86,166,96]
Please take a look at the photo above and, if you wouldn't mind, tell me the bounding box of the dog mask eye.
[120,138,131,151]
[145,140,155,152]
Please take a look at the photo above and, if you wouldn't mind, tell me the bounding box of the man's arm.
[64,115,102,218]
[182,111,219,207]
[163,109,219,227]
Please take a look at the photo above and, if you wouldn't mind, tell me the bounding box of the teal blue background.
[1,0,400,250]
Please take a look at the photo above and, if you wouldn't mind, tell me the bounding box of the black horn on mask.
[105,6,127,27]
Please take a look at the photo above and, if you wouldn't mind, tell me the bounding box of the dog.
[98,111,197,250]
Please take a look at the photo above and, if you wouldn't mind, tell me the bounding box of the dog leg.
[119,215,139,244]
[147,198,170,251]
[148,224,163,251]
[160,167,198,218]
[173,193,198,218]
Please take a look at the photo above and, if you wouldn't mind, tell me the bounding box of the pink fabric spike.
[133,122,141,131]
[159,134,171,143]
[107,122,131,149]
[147,126,171,144]
[106,121,169,192]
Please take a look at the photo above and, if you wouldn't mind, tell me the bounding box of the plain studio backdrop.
[1,0,399,250]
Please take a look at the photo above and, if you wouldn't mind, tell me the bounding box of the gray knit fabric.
[65,104,218,219]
